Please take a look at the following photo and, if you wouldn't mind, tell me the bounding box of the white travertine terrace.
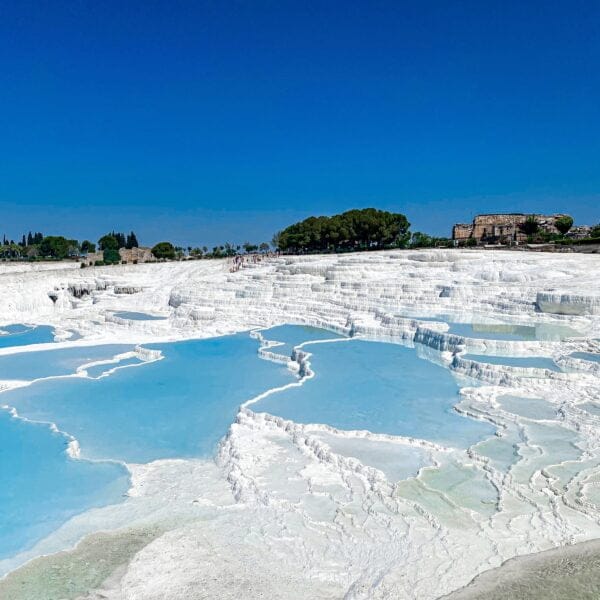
[0,249,600,599]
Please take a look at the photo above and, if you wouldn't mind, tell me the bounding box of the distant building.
[80,246,155,265]
[81,251,104,265]
[452,213,569,245]
[566,225,591,240]
[119,246,155,263]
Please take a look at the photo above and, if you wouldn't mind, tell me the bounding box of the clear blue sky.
[1,1,599,247]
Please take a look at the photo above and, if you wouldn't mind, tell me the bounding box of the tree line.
[0,230,141,261]
[0,228,276,263]
[4,210,595,263]
[273,208,411,253]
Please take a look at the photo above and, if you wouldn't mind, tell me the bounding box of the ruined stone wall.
[452,224,473,241]
[81,251,104,265]
[452,214,568,243]
[119,246,155,263]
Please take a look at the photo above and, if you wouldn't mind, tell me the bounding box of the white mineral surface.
[0,249,599,599]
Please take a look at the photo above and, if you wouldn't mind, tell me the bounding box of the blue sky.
[1,1,599,247]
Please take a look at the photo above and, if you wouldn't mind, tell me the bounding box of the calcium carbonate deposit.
[1,249,600,600]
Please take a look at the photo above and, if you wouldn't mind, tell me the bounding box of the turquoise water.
[463,354,562,372]
[0,325,55,348]
[0,332,298,559]
[571,351,600,363]
[402,312,582,341]
[113,311,167,321]
[313,432,431,481]
[0,411,129,559]
[256,339,495,448]
[1,334,294,463]
[84,356,145,379]
[447,322,581,341]
[260,324,342,358]
[0,324,555,568]
[498,395,557,420]
[0,345,134,381]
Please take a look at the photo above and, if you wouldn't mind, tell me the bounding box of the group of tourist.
[229,252,279,272]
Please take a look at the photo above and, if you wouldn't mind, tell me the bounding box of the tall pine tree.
[126,231,139,248]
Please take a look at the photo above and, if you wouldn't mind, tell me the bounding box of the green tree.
[151,241,176,260]
[103,247,121,264]
[259,242,270,253]
[98,234,118,251]
[81,240,96,253]
[243,242,258,253]
[410,232,434,248]
[521,215,539,236]
[272,232,282,250]
[39,236,70,259]
[590,224,600,238]
[113,232,126,247]
[555,215,574,235]
[276,208,410,253]
[126,231,139,249]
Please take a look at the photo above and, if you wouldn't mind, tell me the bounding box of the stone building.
[80,251,104,266]
[119,246,155,263]
[80,246,155,265]
[452,213,568,245]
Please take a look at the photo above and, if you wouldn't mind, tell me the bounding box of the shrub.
[98,234,119,251]
[555,237,600,245]
[555,215,573,235]
[521,216,539,236]
[39,236,71,259]
[103,248,120,264]
[81,240,96,253]
[151,241,176,260]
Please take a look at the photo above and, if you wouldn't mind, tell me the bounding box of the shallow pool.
[0,411,129,560]
[113,311,167,321]
[255,339,495,448]
[84,356,146,379]
[570,351,600,364]
[1,334,294,463]
[498,395,557,420]
[0,325,55,348]
[260,324,342,358]
[462,354,562,372]
[0,345,134,381]
[312,431,431,481]
[447,322,582,341]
